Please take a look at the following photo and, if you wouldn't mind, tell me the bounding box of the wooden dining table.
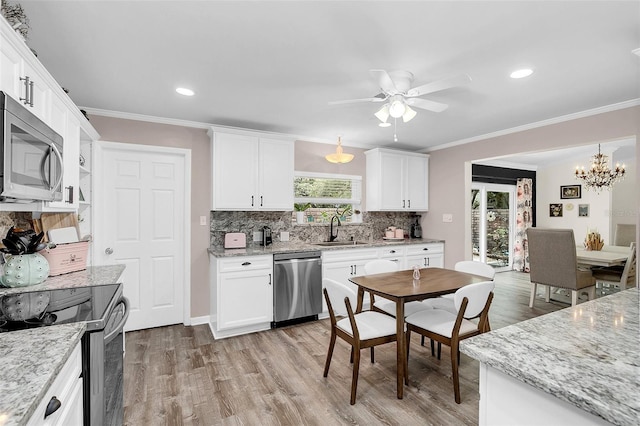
[349,267,488,399]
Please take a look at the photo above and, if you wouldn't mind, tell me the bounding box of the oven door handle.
[104,296,130,344]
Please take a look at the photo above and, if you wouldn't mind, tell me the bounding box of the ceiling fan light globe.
[389,100,406,118]
[402,106,417,122]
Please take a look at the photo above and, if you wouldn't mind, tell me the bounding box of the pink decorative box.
[41,241,89,276]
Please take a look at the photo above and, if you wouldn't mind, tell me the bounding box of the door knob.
[105,247,114,255]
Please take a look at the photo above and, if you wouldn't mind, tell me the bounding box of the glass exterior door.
[471,183,515,271]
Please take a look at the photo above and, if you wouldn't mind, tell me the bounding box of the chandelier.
[325,136,354,164]
[575,144,625,192]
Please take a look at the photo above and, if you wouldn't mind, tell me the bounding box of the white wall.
[536,161,611,244]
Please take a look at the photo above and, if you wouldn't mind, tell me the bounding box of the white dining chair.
[365,260,431,318]
[322,278,397,405]
[593,242,636,293]
[405,280,495,404]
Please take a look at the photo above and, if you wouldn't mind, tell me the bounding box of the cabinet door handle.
[423,258,427,267]
[28,80,34,106]
[353,265,357,275]
[241,262,251,266]
[251,196,254,207]
[260,195,263,206]
[268,273,271,285]
[350,265,353,275]
[19,76,30,105]
[66,186,74,204]
[44,396,62,418]
[408,199,411,208]
[402,200,405,208]
[426,258,430,267]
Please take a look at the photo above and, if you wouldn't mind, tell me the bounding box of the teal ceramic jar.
[0,253,50,287]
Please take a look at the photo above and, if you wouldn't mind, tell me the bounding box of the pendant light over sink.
[325,136,354,164]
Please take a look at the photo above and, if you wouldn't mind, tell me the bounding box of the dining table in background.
[576,245,629,267]
[349,267,488,399]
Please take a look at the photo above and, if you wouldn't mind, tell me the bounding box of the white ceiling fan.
[329,70,471,124]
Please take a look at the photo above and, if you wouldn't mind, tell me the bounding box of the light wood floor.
[123,271,568,426]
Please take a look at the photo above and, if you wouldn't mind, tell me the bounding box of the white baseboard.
[190,315,211,326]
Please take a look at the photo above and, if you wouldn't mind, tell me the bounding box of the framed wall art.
[549,203,563,217]
[578,204,589,217]
[560,185,581,199]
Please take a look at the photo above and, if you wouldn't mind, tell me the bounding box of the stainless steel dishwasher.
[272,251,322,327]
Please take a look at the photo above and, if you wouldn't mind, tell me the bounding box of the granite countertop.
[0,264,126,297]
[209,237,445,257]
[0,323,86,426]
[460,288,640,426]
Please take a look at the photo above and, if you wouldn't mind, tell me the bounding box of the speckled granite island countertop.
[0,323,86,426]
[208,238,445,257]
[0,264,126,297]
[460,288,640,426]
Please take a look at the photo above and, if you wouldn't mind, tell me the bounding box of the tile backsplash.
[0,212,34,239]
[210,211,420,247]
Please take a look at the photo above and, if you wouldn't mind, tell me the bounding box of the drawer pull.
[241,262,251,266]
[423,248,429,251]
[45,396,61,418]
[390,250,396,254]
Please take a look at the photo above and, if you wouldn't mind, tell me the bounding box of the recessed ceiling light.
[176,87,195,96]
[510,69,533,79]
[379,122,391,128]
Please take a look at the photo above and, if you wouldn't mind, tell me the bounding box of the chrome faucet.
[329,215,341,242]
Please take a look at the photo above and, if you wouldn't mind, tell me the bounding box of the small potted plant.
[294,203,311,224]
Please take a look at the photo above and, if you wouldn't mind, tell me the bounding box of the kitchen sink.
[312,241,369,247]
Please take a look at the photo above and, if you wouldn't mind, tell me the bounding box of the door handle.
[105,247,114,255]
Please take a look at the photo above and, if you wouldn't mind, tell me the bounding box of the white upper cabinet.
[210,129,294,210]
[0,18,99,211]
[365,148,429,211]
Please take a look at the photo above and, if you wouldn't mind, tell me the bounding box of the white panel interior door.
[95,142,188,331]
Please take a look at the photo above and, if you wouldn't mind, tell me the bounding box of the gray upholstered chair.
[614,224,636,247]
[526,228,596,307]
[593,242,637,292]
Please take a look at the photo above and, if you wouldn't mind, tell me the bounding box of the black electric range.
[0,283,129,426]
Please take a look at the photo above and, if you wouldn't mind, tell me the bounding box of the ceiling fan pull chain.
[394,118,398,142]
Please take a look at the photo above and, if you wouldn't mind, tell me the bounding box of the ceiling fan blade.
[406,74,471,97]
[370,69,398,94]
[328,96,386,105]
[406,97,449,112]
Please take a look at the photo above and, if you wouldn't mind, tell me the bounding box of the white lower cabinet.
[321,248,379,313]
[28,343,82,426]
[405,243,444,269]
[210,254,273,339]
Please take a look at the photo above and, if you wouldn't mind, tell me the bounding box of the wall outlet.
[199,216,207,226]
[280,231,289,241]
[442,213,453,223]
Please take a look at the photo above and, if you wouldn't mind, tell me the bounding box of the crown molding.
[427,99,640,153]
[82,107,376,149]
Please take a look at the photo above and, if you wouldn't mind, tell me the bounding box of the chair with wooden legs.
[405,280,495,404]
[365,259,430,317]
[526,228,596,307]
[322,278,397,405]
[420,261,495,348]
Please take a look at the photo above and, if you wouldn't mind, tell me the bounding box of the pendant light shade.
[325,136,354,164]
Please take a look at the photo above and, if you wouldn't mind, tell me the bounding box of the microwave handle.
[49,143,64,193]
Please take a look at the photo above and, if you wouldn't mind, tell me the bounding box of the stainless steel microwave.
[1,91,64,202]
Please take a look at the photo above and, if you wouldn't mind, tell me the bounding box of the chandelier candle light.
[575,144,625,192]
